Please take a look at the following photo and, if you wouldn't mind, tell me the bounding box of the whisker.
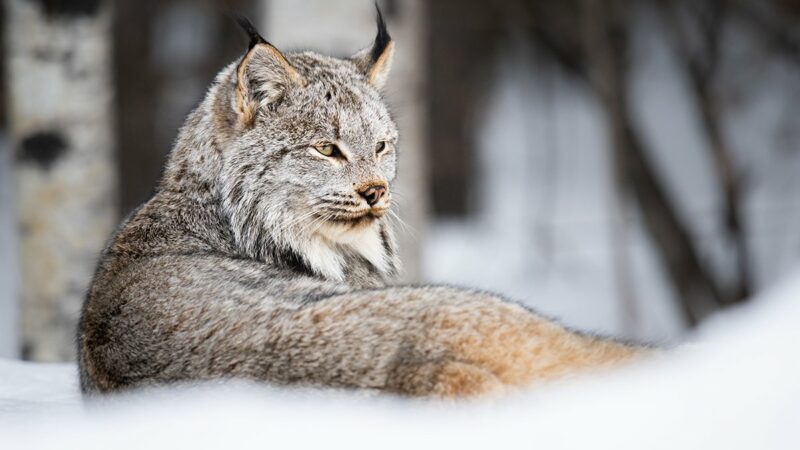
[387,209,416,238]
[275,209,320,237]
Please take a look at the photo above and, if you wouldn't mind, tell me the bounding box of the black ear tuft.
[232,13,267,50]
[370,3,391,63]
[350,3,394,88]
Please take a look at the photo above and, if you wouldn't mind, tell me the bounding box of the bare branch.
[659,0,752,303]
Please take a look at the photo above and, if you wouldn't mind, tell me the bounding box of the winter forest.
[0,0,799,448]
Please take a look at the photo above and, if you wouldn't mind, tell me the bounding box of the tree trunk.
[6,0,117,361]
[658,0,752,304]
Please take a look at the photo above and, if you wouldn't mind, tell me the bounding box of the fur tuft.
[370,3,391,63]
[233,13,266,50]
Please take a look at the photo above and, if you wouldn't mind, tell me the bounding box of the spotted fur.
[77,13,642,397]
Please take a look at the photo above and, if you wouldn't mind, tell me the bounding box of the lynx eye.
[375,141,387,154]
[315,143,340,157]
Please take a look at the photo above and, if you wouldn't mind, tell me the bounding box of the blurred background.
[0,0,797,361]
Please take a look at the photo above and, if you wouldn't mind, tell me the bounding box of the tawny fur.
[77,13,642,398]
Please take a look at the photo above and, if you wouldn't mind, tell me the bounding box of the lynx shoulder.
[77,10,643,397]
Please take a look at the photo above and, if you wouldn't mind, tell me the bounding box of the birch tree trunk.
[263,0,429,281]
[6,0,117,361]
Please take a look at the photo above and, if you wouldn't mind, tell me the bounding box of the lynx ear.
[351,5,394,89]
[233,16,306,126]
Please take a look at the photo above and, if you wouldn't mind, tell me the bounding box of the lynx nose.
[358,184,387,207]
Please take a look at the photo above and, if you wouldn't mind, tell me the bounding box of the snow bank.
[1,270,799,449]
[0,360,78,416]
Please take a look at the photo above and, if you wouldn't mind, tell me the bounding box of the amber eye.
[376,141,387,154]
[315,143,340,157]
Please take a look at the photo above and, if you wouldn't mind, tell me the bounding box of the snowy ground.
[1,269,799,449]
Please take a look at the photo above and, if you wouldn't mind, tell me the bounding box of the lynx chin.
[78,9,644,397]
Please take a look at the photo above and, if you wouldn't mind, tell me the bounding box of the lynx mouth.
[327,208,387,227]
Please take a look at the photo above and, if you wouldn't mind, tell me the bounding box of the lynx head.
[172,8,400,282]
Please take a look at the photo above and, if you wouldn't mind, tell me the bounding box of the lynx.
[78,10,641,397]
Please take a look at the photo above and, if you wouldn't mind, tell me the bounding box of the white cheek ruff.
[343,223,390,274]
[312,221,390,276]
[292,234,346,281]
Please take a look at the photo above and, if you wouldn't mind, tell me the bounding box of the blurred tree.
[114,0,256,215]
[6,0,117,360]
[578,0,729,325]
[658,0,752,306]
[536,0,799,323]
[426,0,800,326]
[426,1,502,217]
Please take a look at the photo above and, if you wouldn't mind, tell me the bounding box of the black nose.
[358,184,387,206]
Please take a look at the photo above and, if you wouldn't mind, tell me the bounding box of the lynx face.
[231,53,397,232]
[215,14,398,279]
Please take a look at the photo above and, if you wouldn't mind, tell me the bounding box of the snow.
[1,269,799,449]
[0,360,78,416]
